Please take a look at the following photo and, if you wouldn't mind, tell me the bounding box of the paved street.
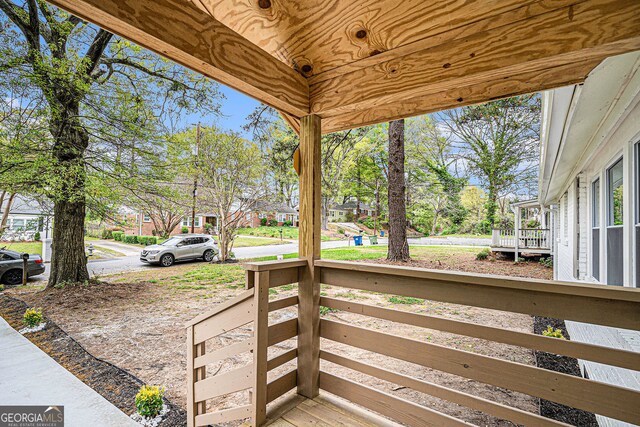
[33,235,489,281]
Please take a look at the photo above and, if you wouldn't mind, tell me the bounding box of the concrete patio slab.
[0,316,138,427]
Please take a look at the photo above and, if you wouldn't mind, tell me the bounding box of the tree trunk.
[387,120,410,261]
[1,192,16,232]
[431,212,439,236]
[48,199,90,285]
[47,102,90,288]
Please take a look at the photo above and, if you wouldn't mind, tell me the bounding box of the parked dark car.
[0,248,46,286]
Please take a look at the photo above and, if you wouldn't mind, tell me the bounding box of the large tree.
[186,126,269,262]
[444,96,540,228]
[0,1,219,286]
[387,119,409,261]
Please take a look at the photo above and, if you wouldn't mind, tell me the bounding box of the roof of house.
[331,201,373,211]
[0,195,52,216]
[539,51,640,205]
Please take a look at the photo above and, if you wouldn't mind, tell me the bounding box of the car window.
[193,237,204,244]
[0,252,15,261]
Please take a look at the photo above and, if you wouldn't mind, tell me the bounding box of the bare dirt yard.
[2,246,553,425]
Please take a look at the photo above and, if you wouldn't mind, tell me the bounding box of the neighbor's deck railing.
[187,259,640,426]
[492,228,551,249]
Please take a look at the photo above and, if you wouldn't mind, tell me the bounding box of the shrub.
[260,217,267,226]
[181,226,189,234]
[268,219,278,227]
[0,284,4,292]
[113,231,124,241]
[135,385,165,418]
[138,236,157,246]
[204,223,213,233]
[23,307,44,328]
[124,235,138,244]
[33,232,41,241]
[359,217,375,229]
[476,248,491,260]
[539,257,553,268]
[282,220,292,227]
[337,228,345,234]
[542,325,566,340]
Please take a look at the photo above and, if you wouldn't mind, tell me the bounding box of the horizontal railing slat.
[267,370,297,403]
[269,295,298,312]
[268,267,299,288]
[194,338,254,369]
[320,350,568,427]
[268,318,298,346]
[193,296,254,344]
[320,372,472,427]
[268,348,297,371]
[320,319,640,424]
[317,261,640,330]
[194,364,253,402]
[320,297,640,371]
[194,405,252,427]
[244,258,307,272]
[186,288,254,327]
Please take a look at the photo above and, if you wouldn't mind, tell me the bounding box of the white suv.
[140,234,218,267]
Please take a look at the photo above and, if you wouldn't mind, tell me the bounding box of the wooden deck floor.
[264,393,401,427]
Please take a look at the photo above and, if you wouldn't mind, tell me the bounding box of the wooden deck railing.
[187,258,640,426]
[185,259,305,427]
[492,228,551,249]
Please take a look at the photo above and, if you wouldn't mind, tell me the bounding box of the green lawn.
[252,245,483,262]
[233,236,287,247]
[0,241,42,255]
[237,226,334,241]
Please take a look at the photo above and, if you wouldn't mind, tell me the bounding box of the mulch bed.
[0,293,186,427]
[533,316,598,426]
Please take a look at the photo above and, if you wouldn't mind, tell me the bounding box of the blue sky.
[177,84,260,139]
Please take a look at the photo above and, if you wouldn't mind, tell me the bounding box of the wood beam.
[297,114,321,398]
[310,0,640,118]
[46,0,309,117]
[321,59,600,134]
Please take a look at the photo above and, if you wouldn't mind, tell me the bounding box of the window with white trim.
[182,216,201,227]
[143,214,151,222]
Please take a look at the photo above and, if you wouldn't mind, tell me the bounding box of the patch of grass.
[437,233,492,239]
[172,284,208,290]
[233,236,287,247]
[237,226,335,241]
[280,284,296,291]
[0,241,42,255]
[335,292,364,300]
[269,288,278,295]
[388,295,425,305]
[320,306,338,316]
[174,264,244,285]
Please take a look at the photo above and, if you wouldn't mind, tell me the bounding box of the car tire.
[160,254,174,267]
[2,269,23,286]
[203,249,215,262]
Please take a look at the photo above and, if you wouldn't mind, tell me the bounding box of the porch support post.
[297,114,322,398]
[515,207,521,261]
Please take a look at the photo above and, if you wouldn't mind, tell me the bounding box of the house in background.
[540,51,639,288]
[0,194,53,240]
[539,51,640,427]
[490,199,552,259]
[328,200,375,222]
[242,201,298,228]
[119,210,218,237]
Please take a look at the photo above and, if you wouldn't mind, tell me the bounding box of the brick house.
[241,201,299,228]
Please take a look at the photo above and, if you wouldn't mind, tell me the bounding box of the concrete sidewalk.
[0,316,138,427]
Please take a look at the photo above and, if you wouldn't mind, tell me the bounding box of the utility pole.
[191,122,200,234]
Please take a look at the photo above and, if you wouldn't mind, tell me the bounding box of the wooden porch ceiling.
[48,0,640,134]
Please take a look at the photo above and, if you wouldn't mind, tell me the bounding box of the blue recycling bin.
[380,230,385,237]
[353,235,363,246]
